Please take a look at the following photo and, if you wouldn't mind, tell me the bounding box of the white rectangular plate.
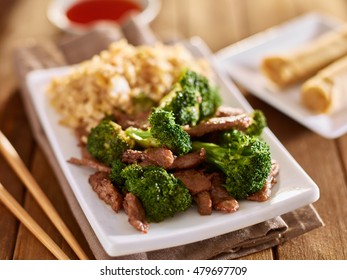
[25,38,319,257]
[217,12,347,139]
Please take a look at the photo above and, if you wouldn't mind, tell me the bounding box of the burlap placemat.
[12,18,324,260]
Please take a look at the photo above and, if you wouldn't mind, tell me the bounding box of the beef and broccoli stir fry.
[68,69,279,233]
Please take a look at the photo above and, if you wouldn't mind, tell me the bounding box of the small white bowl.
[47,0,161,34]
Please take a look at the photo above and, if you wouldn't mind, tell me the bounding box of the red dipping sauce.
[66,0,142,25]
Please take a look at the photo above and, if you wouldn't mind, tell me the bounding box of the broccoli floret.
[192,131,272,199]
[121,165,192,223]
[219,129,250,150]
[125,108,192,156]
[86,120,135,166]
[159,69,221,126]
[149,109,192,155]
[245,110,267,137]
[195,74,222,120]
[159,70,201,126]
[109,159,127,188]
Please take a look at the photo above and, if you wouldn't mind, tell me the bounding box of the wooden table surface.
[0,0,346,260]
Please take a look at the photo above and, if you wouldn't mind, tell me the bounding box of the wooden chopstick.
[0,182,70,260]
[0,131,89,260]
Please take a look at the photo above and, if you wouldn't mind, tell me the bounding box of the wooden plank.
[181,0,239,52]
[13,146,94,260]
[150,0,183,42]
[0,92,35,259]
[0,0,60,112]
[273,130,347,259]
[223,0,252,44]
[237,249,273,260]
[28,147,93,259]
[0,1,17,33]
[277,142,347,259]
[244,0,297,35]
[151,0,251,52]
[337,136,347,175]
[11,191,57,260]
[151,0,347,53]
[292,0,347,20]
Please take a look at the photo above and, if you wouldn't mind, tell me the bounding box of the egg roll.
[261,25,347,87]
[301,54,347,113]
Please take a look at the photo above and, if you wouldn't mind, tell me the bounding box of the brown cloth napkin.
[12,20,324,260]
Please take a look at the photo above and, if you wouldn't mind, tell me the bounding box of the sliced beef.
[88,171,123,212]
[173,169,212,195]
[113,110,150,130]
[212,190,239,213]
[215,106,244,117]
[145,148,175,169]
[209,173,239,213]
[168,148,206,170]
[68,157,111,173]
[122,149,149,164]
[246,178,272,202]
[122,148,206,170]
[123,193,149,234]
[75,126,89,144]
[184,114,252,137]
[247,159,280,202]
[194,191,212,215]
[122,148,174,169]
[74,126,91,158]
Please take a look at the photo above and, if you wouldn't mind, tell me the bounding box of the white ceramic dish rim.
[25,37,320,256]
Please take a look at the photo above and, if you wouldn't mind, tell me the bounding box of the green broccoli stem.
[192,141,228,173]
[125,109,192,156]
[125,127,161,148]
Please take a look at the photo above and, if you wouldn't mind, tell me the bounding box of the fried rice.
[47,39,213,132]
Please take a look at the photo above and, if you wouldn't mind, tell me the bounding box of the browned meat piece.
[215,106,244,117]
[123,148,206,170]
[247,159,280,202]
[173,169,212,195]
[211,187,239,213]
[194,191,212,215]
[247,178,272,202]
[123,193,149,234]
[145,148,175,169]
[75,126,89,143]
[74,126,91,158]
[68,157,111,173]
[88,171,123,212]
[122,149,149,165]
[113,110,150,130]
[184,114,252,137]
[209,173,239,213]
[122,148,174,169]
[168,148,206,170]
